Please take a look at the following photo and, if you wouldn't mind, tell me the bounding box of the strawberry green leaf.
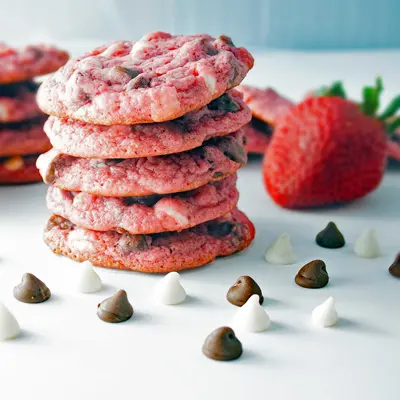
[360,77,383,117]
[379,95,400,120]
[313,81,347,98]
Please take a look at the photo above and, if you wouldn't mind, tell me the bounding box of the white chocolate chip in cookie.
[3,156,24,171]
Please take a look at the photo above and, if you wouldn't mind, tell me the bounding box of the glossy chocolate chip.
[295,260,329,289]
[97,290,133,323]
[13,273,51,303]
[117,234,149,254]
[208,93,240,113]
[227,276,263,307]
[218,35,235,47]
[116,66,141,79]
[123,194,163,207]
[202,327,242,361]
[389,253,400,278]
[207,221,234,237]
[316,222,345,249]
[251,117,273,135]
[216,136,247,164]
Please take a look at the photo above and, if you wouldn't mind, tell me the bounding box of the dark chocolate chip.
[202,327,242,361]
[316,222,345,249]
[218,35,235,47]
[117,234,149,254]
[212,171,224,179]
[123,194,163,207]
[116,66,141,79]
[389,253,400,278]
[295,260,329,289]
[227,276,263,307]
[216,136,247,164]
[207,221,234,237]
[97,290,133,323]
[208,93,241,113]
[129,75,151,89]
[251,117,274,135]
[13,273,51,303]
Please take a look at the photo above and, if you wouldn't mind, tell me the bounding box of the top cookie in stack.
[37,32,256,273]
[0,43,68,183]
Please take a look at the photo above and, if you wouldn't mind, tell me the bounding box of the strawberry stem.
[359,77,382,117]
[314,81,347,98]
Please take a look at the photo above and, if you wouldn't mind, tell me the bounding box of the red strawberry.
[263,78,399,208]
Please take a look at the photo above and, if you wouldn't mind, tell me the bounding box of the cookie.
[0,155,41,184]
[237,86,293,154]
[37,131,246,197]
[237,85,294,124]
[242,122,271,154]
[44,90,251,158]
[43,208,255,273]
[46,174,238,234]
[37,33,254,125]
[0,81,41,122]
[0,43,68,84]
[0,118,50,156]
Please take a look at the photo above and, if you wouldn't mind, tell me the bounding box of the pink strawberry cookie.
[0,118,50,156]
[37,33,254,125]
[37,131,246,197]
[44,90,251,158]
[0,43,69,84]
[0,81,41,122]
[0,155,42,184]
[43,208,255,273]
[237,85,294,154]
[46,174,238,235]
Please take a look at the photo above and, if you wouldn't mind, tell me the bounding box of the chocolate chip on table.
[295,260,329,289]
[227,276,263,307]
[208,93,241,113]
[389,253,400,278]
[202,327,242,361]
[13,273,51,303]
[316,222,345,249]
[97,290,133,323]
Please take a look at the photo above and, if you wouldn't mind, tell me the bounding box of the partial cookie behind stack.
[37,32,255,273]
[237,85,294,154]
[0,44,68,183]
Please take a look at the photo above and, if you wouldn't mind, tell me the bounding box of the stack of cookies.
[0,44,68,183]
[237,85,294,154]
[36,32,255,273]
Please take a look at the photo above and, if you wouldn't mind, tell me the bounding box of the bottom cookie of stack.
[0,155,42,184]
[44,208,255,273]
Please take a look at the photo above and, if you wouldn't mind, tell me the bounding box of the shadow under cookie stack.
[0,44,68,184]
[36,32,255,273]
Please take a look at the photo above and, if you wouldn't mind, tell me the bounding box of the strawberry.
[263,78,399,208]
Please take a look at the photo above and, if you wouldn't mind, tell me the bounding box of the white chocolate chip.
[67,230,95,252]
[36,149,60,182]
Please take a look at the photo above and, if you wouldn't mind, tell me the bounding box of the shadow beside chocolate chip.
[202,326,242,361]
[226,276,263,307]
[295,260,329,289]
[13,273,51,303]
[389,253,400,278]
[97,290,133,323]
[316,222,345,249]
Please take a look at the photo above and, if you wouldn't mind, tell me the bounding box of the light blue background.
[2,0,399,50]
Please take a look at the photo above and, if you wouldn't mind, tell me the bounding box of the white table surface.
[0,47,399,400]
